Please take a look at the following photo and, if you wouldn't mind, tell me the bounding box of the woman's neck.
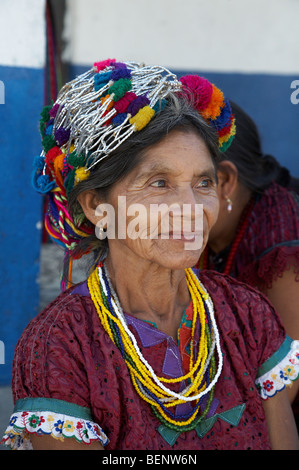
[208,185,252,254]
[105,251,191,339]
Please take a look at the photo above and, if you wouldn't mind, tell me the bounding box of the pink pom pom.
[179,75,213,111]
[94,59,116,71]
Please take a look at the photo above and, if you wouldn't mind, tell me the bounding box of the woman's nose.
[169,186,203,229]
[177,185,199,212]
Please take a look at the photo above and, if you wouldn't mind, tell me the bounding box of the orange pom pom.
[100,94,114,111]
[201,85,224,120]
[53,153,66,191]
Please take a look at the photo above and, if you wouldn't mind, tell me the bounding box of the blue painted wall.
[71,65,299,178]
[0,65,44,385]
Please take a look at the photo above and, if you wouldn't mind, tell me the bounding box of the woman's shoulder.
[12,281,101,404]
[14,282,97,367]
[197,267,269,301]
[196,268,287,370]
[251,183,299,234]
[234,183,299,288]
[27,282,92,326]
[260,181,299,205]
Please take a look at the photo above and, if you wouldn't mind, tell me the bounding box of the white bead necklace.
[98,263,223,404]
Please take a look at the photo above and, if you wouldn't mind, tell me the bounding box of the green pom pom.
[39,105,52,135]
[42,135,56,153]
[65,168,76,195]
[108,78,132,102]
[219,134,235,153]
[40,105,52,122]
[67,151,85,168]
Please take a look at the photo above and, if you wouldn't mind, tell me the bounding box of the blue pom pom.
[94,71,112,91]
[153,99,167,114]
[32,173,55,194]
[111,68,131,81]
[45,124,54,135]
[112,113,127,126]
[210,98,232,130]
[33,155,45,171]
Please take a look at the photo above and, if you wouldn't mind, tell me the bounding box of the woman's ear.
[216,160,239,202]
[77,190,102,226]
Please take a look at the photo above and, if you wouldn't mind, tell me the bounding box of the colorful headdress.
[32,59,236,287]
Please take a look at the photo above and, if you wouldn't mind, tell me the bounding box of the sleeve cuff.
[1,397,109,450]
[255,336,299,400]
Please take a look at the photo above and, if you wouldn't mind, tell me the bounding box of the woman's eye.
[151,179,166,188]
[197,178,213,188]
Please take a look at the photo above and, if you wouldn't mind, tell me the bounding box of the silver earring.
[226,198,233,213]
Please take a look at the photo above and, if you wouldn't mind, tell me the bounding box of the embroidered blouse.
[2,270,299,450]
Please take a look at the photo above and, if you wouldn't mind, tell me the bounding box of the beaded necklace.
[198,196,256,275]
[87,264,223,431]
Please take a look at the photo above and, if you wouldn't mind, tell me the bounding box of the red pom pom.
[45,146,63,167]
[114,92,137,113]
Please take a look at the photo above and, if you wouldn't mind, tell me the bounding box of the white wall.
[63,0,299,74]
[0,0,46,68]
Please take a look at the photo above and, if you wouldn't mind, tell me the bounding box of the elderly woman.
[2,60,299,450]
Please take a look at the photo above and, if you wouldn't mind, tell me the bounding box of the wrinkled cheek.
[125,210,151,241]
[201,198,219,246]
[120,205,165,241]
[206,197,220,231]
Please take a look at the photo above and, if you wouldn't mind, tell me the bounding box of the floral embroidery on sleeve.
[1,399,109,450]
[255,338,299,400]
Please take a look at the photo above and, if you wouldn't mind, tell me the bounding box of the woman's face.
[97,129,219,270]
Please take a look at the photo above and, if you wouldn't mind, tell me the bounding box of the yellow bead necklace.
[87,264,222,430]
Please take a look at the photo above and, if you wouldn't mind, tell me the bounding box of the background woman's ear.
[216,160,239,202]
[77,190,102,225]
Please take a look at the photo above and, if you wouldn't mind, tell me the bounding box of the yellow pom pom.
[75,167,90,185]
[129,105,155,131]
[62,144,75,154]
